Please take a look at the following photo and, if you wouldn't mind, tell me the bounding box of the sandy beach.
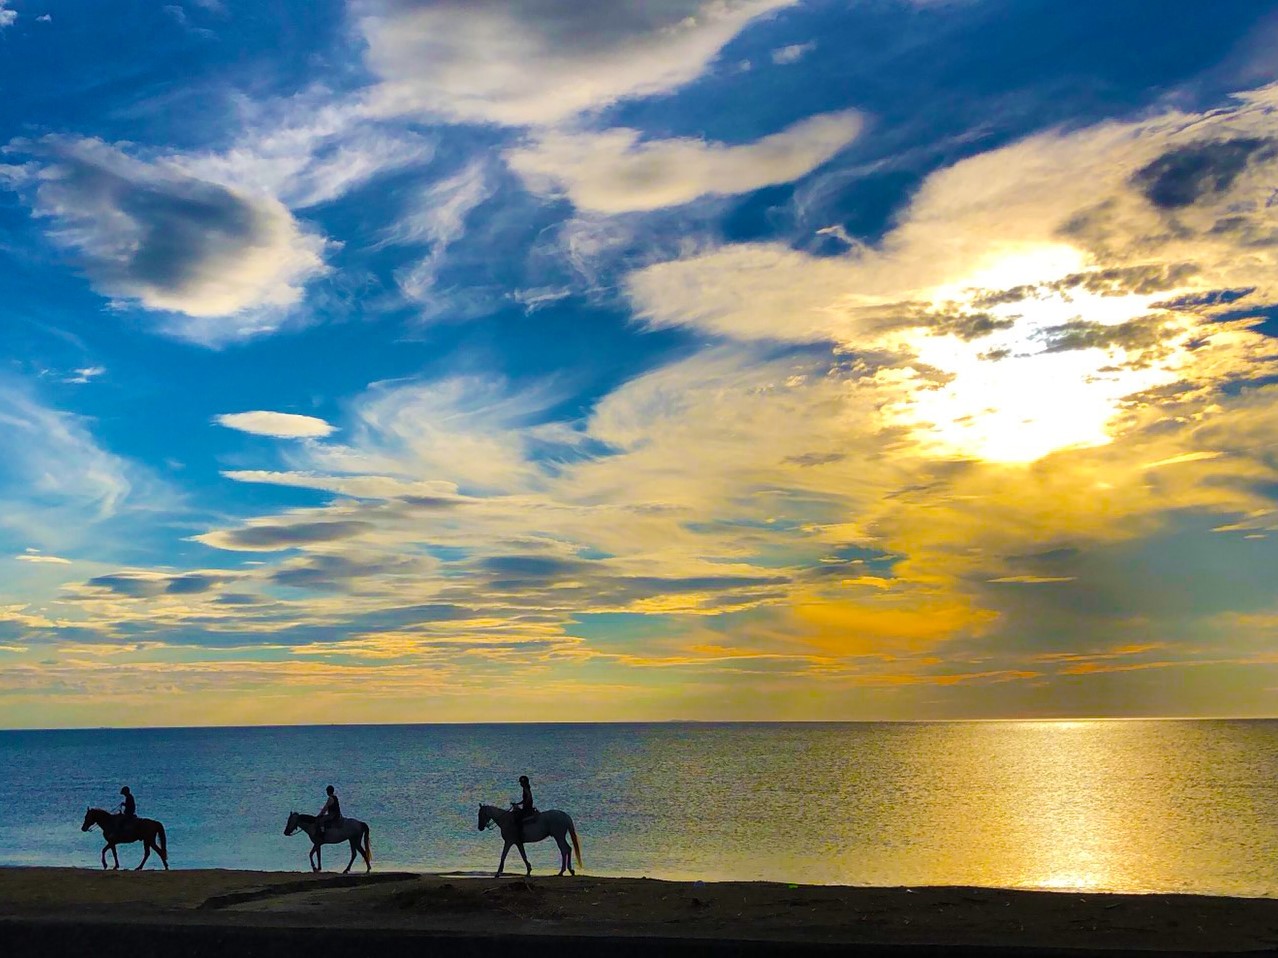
[2,868,1278,957]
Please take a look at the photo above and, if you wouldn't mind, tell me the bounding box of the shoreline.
[2,868,1278,956]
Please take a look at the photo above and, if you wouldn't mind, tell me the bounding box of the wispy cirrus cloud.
[0,377,171,553]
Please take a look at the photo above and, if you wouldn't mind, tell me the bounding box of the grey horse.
[478,803,582,877]
[284,811,372,873]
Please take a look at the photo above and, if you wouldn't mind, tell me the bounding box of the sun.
[878,245,1192,464]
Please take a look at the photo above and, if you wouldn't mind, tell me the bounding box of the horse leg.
[516,842,531,877]
[343,839,357,875]
[358,826,372,873]
[137,840,151,870]
[100,843,109,870]
[496,841,512,878]
[110,844,120,870]
[555,834,571,876]
[314,843,323,872]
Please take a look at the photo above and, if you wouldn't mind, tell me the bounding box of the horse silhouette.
[284,811,372,873]
[80,807,168,870]
[478,803,582,877]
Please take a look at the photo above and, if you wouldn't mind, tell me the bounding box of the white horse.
[284,811,372,873]
[478,803,582,877]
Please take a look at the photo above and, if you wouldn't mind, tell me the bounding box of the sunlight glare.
[882,246,1192,463]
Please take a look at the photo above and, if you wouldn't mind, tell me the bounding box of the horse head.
[477,804,489,832]
[284,811,299,836]
[81,807,95,832]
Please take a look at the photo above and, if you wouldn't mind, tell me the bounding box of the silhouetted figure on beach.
[116,786,137,836]
[512,775,536,834]
[316,785,341,839]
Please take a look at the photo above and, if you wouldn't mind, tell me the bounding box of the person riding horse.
[511,775,536,835]
[316,785,341,839]
[116,786,137,836]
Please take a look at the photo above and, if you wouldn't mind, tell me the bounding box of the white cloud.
[355,0,798,127]
[9,137,330,345]
[627,85,1278,462]
[305,375,563,493]
[388,160,496,305]
[507,109,862,213]
[178,97,434,210]
[222,470,462,501]
[771,41,814,64]
[0,2,15,28]
[215,411,336,438]
[63,366,105,385]
[0,378,171,554]
[16,554,72,565]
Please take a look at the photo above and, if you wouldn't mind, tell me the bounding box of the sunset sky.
[1,0,1277,727]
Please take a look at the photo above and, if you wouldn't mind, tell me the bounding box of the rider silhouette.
[316,785,341,838]
[117,786,136,820]
[512,775,535,834]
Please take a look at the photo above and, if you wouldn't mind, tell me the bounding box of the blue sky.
[1,0,1277,727]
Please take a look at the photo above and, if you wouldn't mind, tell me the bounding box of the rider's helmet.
[326,785,335,795]
[120,786,130,795]
[519,775,529,785]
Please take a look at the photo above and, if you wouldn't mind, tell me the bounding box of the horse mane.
[293,812,317,823]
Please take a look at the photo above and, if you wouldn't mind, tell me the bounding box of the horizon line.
[3,715,1277,733]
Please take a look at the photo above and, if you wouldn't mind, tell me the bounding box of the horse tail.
[568,819,583,867]
[363,823,372,863]
[157,822,168,858]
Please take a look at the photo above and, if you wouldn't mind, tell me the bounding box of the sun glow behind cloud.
[880,246,1193,464]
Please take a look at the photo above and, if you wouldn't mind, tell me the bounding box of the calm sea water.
[1,720,1276,896]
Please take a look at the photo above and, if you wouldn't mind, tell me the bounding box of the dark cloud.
[1133,138,1275,210]
[973,265,1201,311]
[399,495,464,509]
[6,136,326,343]
[222,520,373,549]
[784,452,845,467]
[618,574,789,595]
[930,311,1016,341]
[165,573,231,594]
[850,300,1017,341]
[271,554,421,590]
[86,574,167,597]
[213,594,262,606]
[1038,316,1172,354]
[1154,287,1256,311]
[349,603,474,631]
[29,139,260,289]
[1056,264,1200,296]
[480,555,590,578]
[87,572,234,596]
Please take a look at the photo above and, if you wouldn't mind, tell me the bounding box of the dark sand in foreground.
[2,867,1278,956]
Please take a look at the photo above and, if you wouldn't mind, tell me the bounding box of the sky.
[1,0,1277,727]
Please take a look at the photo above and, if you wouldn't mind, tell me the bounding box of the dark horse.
[284,812,372,874]
[80,807,169,870]
[478,803,582,877]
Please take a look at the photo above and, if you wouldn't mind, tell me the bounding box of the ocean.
[2,720,1277,896]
